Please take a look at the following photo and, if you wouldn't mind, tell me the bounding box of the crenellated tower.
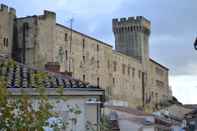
[112,16,151,62]
[0,4,16,57]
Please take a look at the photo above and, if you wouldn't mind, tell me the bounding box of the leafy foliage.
[86,115,112,131]
[0,59,81,130]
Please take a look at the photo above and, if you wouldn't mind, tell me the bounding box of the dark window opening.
[132,68,135,78]
[97,60,100,68]
[113,78,115,85]
[3,38,6,47]
[122,64,126,74]
[83,74,85,81]
[97,77,100,87]
[113,61,117,72]
[128,67,131,75]
[82,42,85,50]
[65,50,68,60]
[97,44,99,52]
[82,38,85,45]
[65,33,68,41]
[83,55,85,63]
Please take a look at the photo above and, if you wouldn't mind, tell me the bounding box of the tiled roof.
[0,57,98,89]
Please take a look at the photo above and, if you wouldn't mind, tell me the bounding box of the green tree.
[0,59,81,130]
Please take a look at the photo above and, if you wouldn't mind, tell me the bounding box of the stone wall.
[146,59,172,110]
[0,5,172,110]
[0,4,15,57]
[14,10,56,68]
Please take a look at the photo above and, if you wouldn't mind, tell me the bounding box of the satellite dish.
[194,37,197,50]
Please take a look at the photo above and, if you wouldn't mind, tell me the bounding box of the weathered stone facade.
[0,4,172,110]
[0,4,15,57]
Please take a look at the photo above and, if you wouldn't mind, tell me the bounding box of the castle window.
[82,41,85,50]
[65,50,68,60]
[97,60,100,68]
[122,64,126,75]
[82,38,85,46]
[3,38,8,48]
[97,44,99,52]
[3,38,6,47]
[128,66,131,75]
[113,61,117,72]
[6,39,8,47]
[65,33,68,41]
[113,77,115,85]
[132,68,135,78]
[83,55,85,63]
[97,77,100,87]
[23,23,29,30]
[155,67,164,76]
[156,80,164,88]
[83,74,85,81]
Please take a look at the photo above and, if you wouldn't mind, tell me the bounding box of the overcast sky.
[2,0,197,104]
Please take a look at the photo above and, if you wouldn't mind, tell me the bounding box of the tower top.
[0,4,16,16]
[113,16,151,30]
[112,16,151,61]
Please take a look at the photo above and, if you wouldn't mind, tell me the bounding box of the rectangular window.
[3,38,6,47]
[155,67,164,76]
[82,38,85,45]
[65,33,68,41]
[132,68,135,78]
[83,55,85,63]
[82,41,85,50]
[113,61,117,72]
[6,39,8,47]
[113,78,115,85]
[97,44,99,52]
[156,80,164,88]
[3,38,8,48]
[122,64,126,75]
[83,74,85,81]
[97,60,100,68]
[65,50,68,60]
[97,77,100,87]
[128,66,131,75]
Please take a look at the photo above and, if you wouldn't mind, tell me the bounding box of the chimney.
[45,62,60,73]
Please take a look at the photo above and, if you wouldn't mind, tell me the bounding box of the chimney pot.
[45,62,60,73]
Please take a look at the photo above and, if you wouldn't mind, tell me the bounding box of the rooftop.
[0,56,101,90]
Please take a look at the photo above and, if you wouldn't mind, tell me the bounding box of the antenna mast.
[68,18,74,73]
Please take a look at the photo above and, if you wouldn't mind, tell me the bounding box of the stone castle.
[0,4,172,111]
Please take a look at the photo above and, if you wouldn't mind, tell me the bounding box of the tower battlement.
[113,16,151,30]
[0,4,16,16]
[37,10,56,20]
[44,10,56,18]
[112,16,151,61]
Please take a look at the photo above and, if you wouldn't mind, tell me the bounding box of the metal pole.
[69,18,74,73]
